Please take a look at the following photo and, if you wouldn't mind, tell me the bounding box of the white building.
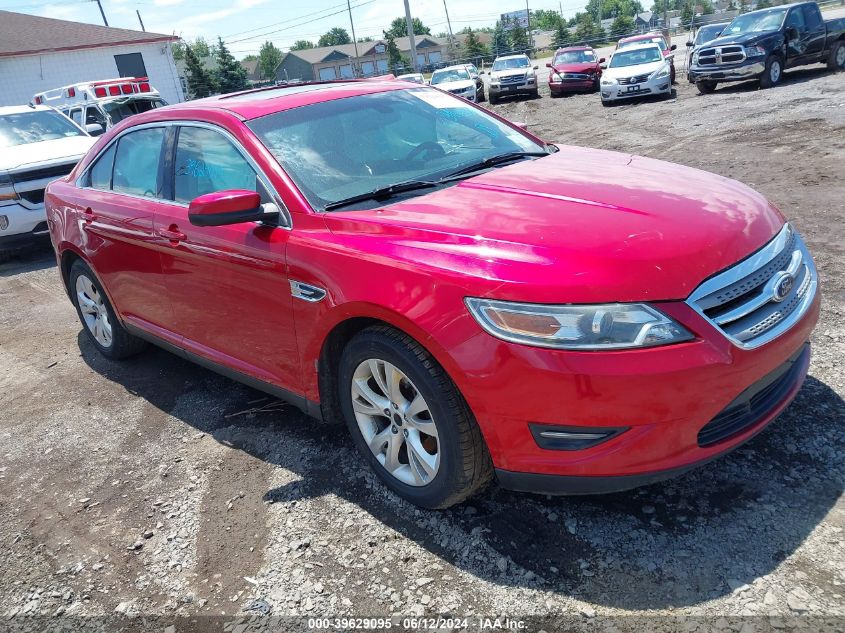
[0,11,184,107]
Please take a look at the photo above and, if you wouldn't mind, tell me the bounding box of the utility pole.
[94,0,108,26]
[347,0,360,73]
[525,0,532,51]
[663,0,668,32]
[403,0,418,72]
[442,0,455,60]
[136,9,145,31]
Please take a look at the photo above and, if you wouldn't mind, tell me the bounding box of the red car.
[46,81,819,509]
[616,32,678,83]
[546,46,604,95]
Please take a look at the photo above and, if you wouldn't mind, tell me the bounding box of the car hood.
[0,135,95,172]
[324,146,784,303]
[703,31,780,47]
[603,59,665,79]
[491,69,530,79]
[433,80,475,91]
[550,62,597,73]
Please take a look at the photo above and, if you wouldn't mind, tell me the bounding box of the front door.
[154,123,301,395]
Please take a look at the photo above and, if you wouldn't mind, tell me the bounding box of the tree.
[241,54,258,62]
[191,36,212,58]
[552,23,571,49]
[318,27,351,47]
[291,40,314,51]
[214,36,249,94]
[357,36,374,42]
[184,43,216,99]
[532,9,563,30]
[258,40,283,80]
[461,28,489,64]
[492,20,510,56]
[574,13,603,43]
[171,40,185,61]
[385,16,431,39]
[383,31,409,73]
[587,0,643,20]
[509,24,530,53]
[611,14,636,36]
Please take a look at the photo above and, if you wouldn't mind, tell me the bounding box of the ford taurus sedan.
[46,80,819,508]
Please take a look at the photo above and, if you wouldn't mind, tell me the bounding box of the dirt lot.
[1,65,843,632]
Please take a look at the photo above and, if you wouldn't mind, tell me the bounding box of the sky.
[0,0,588,57]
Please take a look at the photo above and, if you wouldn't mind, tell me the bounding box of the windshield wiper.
[440,151,550,180]
[324,179,437,211]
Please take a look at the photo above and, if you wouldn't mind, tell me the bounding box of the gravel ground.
[1,60,843,632]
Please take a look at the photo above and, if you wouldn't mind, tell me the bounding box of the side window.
[88,143,116,190]
[786,8,805,30]
[69,108,83,125]
[801,4,822,29]
[174,126,262,204]
[112,127,165,198]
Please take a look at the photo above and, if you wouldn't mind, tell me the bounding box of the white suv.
[0,105,95,257]
[488,54,539,103]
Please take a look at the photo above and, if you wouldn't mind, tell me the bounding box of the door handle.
[83,207,95,223]
[158,225,187,243]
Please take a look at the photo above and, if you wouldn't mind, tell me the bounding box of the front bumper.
[0,201,49,251]
[601,75,671,101]
[490,80,537,96]
[549,79,594,94]
[448,291,820,489]
[688,60,765,83]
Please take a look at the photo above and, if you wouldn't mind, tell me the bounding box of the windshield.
[102,97,166,124]
[247,88,543,210]
[609,46,662,68]
[492,57,529,71]
[553,50,596,64]
[0,109,85,148]
[431,68,470,84]
[723,8,786,36]
[619,37,666,51]
[695,24,725,45]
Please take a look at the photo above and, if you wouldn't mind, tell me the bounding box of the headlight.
[465,299,693,350]
[601,76,617,85]
[745,45,766,57]
[692,51,699,64]
[652,66,670,79]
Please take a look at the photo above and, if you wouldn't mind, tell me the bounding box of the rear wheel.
[477,86,486,102]
[827,40,845,71]
[759,55,782,88]
[696,80,717,94]
[338,326,492,509]
[69,259,146,360]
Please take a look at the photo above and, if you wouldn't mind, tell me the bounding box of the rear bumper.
[495,343,811,495]
[688,61,765,83]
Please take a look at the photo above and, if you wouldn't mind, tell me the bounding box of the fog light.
[0,215,9,231]
[530,423,627,451]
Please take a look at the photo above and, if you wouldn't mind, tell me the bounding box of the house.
[0,10,184,106]
[241,59,263,83]
[635,11,659,31]
[275,35,449,83]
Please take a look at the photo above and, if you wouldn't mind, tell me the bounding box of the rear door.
[800,3,827,60]
[153,123,301,395]
[74,125,174,335]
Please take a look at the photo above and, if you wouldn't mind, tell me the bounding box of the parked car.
[546,46,604,96]
[461,64,486,102]
[689,1,845,93]
[429,66,479,102]
[47,80,819,508]
[616,32,678,83]
[488,54,539,103]
[0,105,95,257]
[600,44,673,105]
[686,22,731,82]
[396,73,425,84]
[33,77,166,136]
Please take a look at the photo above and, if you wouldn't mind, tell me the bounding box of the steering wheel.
[404,141,445,163]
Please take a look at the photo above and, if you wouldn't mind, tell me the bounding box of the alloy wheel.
[350,358,440,486]
[75,274,113,348]
[770,60,781,84]
[837,45,845,68]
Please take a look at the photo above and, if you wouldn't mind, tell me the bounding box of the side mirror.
[545,62,552,68]
[670,44,677,51]
[785,26,798,41]
[533,65,539,70]
[686,41,694,47]
[188,190,271,227]
[598,57,606,64]
[85,123,105,136]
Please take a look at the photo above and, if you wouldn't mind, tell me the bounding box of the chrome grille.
[687,224,817,349]
[562,73,591,81]
[618,74,649,85]
[696,45,746,66]
[500,73,526,84]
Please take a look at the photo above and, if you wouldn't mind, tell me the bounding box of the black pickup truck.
[688,1,845,94]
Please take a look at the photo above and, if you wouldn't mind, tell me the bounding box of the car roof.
[555,46,593,52]
[619,32,665,43]
[494,54,529,60]
[0,104,53,115]
[613,42,663,53]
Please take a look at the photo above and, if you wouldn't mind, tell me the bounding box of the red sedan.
[546,46,604,95]
[46,80,819,508]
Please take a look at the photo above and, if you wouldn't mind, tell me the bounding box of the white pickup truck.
[0,105,95,259]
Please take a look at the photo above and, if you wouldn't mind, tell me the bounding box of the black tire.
[670,64,676,84]
[531,89,540,99]
[338,326,493,509]
[601,98,611,107]
[696,80,717,94]
[489,94,498,104]
[69,259,146,360]
[477,87,486,102]
[827,40,845,71]
[759,55,783,88]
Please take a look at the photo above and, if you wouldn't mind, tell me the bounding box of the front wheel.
[759,55,783,88]
[477,87,486,102]
[828,40,845,71]
[338,326,492,509]
[670,64,676,84]
[696,80,717,94]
